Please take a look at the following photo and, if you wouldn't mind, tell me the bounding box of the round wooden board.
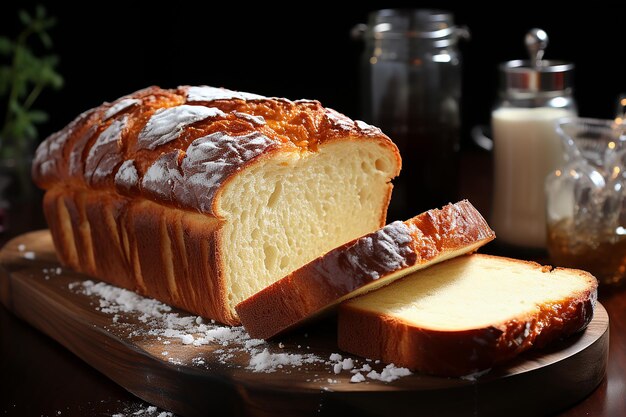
[0,231,609,417]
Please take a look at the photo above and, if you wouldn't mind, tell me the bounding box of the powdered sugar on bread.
[114,160,139,191]
[104,98,141,120]
[141,131,278,213]
[137,105,226,150]
[184,85,266,102]
[85,116,128,183]
[343,221,415,280]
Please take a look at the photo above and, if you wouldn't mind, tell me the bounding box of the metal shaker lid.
[500,29,574,93]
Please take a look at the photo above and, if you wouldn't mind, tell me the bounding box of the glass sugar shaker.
[352,9,470,221]
[490,29,577,249]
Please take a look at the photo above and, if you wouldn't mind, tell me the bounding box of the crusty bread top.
[32,86,400,216]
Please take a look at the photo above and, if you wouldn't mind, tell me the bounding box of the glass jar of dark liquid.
[353,9,469,220]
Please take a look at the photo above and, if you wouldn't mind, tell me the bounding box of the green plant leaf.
[35,5,46,19]
[38,31,52,48]
[18,10,31,25]
[0,37,14,55]
[1,5,63,146]
[23,123,37,140]
[28,109,48,123]
[0,67,12,95]
[9,98,21,112]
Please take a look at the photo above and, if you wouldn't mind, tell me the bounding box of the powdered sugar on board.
[67,279,411,384]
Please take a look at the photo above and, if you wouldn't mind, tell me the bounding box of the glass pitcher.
[545,118,626,285]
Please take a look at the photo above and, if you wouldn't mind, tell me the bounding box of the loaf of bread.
[32,85,401,325]
[338,254,598,377]
[236,200,495,339]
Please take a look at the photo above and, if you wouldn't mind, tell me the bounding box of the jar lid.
[351,9,469,46]
[500,29,574,93]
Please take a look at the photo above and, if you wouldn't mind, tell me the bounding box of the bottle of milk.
[490,29,576,249]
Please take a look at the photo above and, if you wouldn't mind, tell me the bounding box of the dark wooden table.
[1,150,625,417]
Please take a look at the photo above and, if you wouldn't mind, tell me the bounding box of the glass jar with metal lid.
[352,9,469,221]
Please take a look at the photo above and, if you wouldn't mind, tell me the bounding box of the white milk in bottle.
[489,29,576,249]
[491,107,575,247]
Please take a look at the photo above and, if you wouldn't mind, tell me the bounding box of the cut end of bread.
[236,200,495,339]
[219,139,399,315]
[338,254,598,377]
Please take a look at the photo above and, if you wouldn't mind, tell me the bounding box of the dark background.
[1,1,625,147]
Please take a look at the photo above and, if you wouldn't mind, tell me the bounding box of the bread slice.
[338,254,598,377]
[236,200,495,339]
[33,86,401,325]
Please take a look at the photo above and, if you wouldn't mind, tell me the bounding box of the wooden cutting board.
[0,231,608,417]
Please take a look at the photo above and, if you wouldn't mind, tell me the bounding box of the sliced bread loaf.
[33,86,402,325]
[236,200,495,339]
[338,254,598,377]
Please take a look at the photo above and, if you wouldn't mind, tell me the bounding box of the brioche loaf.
[236,200,495,339]
[338,254,598,377]
[32,85,401,325]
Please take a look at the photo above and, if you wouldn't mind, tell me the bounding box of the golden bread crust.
[33,85,400,216]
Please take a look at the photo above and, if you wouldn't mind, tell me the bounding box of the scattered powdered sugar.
[23,251,36,260]
[248,348,321,373]
[108,402,172,417]
[365,364,412,382]
[185,86,266,102]
[104,98,141,120]
[80,280,171,318]
[42,267,63,280]
[460,368,492,381]
[68,279,412,384]
[350,373,366,383]
[328,353,410,383]
[137,105,226,150]
[114,160,139,191]
[17,244,25,252]
[341,358,354,370]
[70,280,325,373]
